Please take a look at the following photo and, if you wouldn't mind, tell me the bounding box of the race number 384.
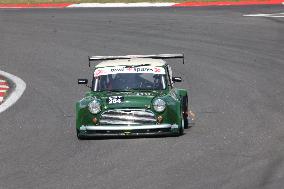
[108,96,124,104]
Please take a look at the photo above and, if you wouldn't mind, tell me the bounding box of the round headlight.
[153,99,166,112]
[88,100,101,114]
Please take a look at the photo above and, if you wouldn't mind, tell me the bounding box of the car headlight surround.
[153,98,166,112]
[88,99,101,114]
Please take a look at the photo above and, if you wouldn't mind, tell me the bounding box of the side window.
[92,77,96,91]
[166,65,174,87]
[93,76,98,91]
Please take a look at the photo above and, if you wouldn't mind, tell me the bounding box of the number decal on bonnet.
[107,96,124,104]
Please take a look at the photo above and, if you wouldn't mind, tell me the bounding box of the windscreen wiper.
[124,64,151,68]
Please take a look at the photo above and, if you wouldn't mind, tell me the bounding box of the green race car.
[76,54,195,139]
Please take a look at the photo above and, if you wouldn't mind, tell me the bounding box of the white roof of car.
[95,58,166,68]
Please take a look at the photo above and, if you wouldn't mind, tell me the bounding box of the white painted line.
[244,14,270,16]
[0,79,6,82]
[243,13,284,17]
[67,2,175,8]
[0,70,26,113]
[0,90,7,92]
[266,16,284,17]
[0,85,9,88]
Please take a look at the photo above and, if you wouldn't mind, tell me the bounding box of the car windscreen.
[93,73,167,91]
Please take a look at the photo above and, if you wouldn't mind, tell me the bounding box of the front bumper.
[78,124,179,137]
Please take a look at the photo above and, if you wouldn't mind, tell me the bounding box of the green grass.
[0,0,249,4]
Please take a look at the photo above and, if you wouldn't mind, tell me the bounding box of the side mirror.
[172,77,182,82]
[78,79,88,85]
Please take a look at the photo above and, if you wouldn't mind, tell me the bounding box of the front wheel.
[182,95,189,129]
[77,129,86,140]
[178,117,185,136]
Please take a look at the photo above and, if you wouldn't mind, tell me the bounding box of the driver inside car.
[112,73,147,90]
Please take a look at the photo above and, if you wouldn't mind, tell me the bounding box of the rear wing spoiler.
[88,53,184,67]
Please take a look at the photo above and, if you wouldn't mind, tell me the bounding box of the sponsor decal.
[94,66,165,77]
[137,92,152,96]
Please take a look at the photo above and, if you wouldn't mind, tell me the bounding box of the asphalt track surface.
[0,5,284,189]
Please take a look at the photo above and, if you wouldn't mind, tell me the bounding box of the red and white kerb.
[0,79,9,104]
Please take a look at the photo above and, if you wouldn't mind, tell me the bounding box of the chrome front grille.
[100,109,156,125]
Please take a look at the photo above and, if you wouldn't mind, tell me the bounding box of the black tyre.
[76,129,85,140]
[182,95,189,129]
[178,117,185,136]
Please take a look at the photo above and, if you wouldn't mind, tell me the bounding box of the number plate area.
[107,96,124,104]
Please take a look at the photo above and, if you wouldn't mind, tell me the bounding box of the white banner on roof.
[94,66,165,77]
